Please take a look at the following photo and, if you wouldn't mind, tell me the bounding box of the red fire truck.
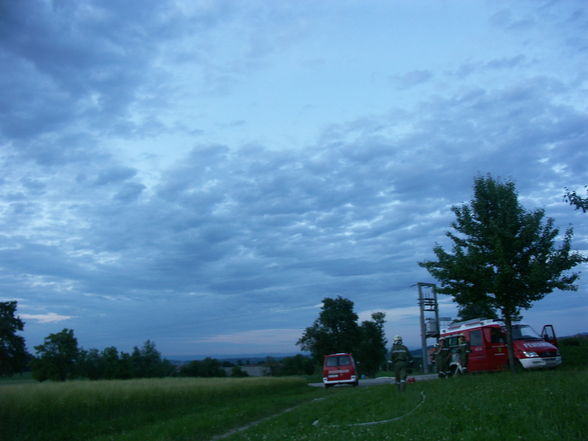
[438,318,561,375]
[322,353,359,388]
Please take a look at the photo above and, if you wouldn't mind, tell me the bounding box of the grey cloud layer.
[3,81,585,299]
[1,0,586,353]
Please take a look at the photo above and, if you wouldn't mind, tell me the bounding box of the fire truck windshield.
[511,325,542,340]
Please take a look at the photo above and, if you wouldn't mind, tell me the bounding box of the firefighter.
[435,338,451,378]
[391,335,412,392]
[429,343,439,371]
[457,335,470,373]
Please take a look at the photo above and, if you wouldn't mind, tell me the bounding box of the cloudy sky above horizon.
[1,0,587,357]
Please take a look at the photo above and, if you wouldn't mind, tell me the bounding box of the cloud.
[390,70,433,89]
[490,9,535,31]
[1,0,586,355]
[193,328,303,346]
[21,312,74,324]
[456,56,529,78]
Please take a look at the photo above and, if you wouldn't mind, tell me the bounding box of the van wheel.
[353,380,359,387]
[324,383,332,389]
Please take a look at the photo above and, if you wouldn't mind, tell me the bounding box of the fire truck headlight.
[522,351,539,358]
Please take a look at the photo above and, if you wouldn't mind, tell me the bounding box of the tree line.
[176,354,315,378]
[0,302,317,381]
[10,323,177,381]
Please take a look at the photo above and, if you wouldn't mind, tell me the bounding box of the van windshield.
[511,325,542,341]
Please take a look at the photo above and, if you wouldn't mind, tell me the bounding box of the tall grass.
[0,376,320,441]
[2,368,586,441]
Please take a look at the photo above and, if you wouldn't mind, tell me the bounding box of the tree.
[357,312,388,377]
[32,329,80,381]
[564,186,588,213]
[0,301,30,376]
[179,357,226,377]
[297,297,360,363]
[278,354,315,376]
[230,366,249,377]
[420,176,586,373]
[130,340,174,378]
[101,346,122,379]
[78,348,103,380]
[456,301,498,322]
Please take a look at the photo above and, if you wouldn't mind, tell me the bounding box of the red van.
[440,318,561,374]
[322,353,358,388]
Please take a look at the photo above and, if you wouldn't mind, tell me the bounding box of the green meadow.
[1,367,587,441]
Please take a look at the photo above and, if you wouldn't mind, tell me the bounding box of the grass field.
[2,367,587,441]
[0,377,321,441]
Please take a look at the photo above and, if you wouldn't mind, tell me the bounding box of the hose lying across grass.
[212,389,426,439]
[211,397,329,440]
[312,391,426,427]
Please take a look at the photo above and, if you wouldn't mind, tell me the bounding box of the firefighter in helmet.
[436,338,451,378]
[390,335,412,392]
[457,335,470,373]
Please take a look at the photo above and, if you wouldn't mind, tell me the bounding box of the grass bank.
[0,376,321,441]
[2,368,586,441]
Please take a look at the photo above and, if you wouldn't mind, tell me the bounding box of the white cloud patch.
[193,329,303,346]
[21,312,74,324]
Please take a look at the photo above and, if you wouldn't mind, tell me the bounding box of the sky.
[1,0,587,358]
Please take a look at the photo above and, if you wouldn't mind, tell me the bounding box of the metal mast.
[417,282,439,373]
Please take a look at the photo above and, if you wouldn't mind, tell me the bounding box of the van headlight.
[522,351,538,358]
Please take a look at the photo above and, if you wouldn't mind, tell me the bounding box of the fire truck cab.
[439,318,562,374]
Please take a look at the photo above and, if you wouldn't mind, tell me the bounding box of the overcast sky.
[1,0,587,358]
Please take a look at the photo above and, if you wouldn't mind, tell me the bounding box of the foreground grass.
[2,369,586,441]
[229,369,588,441]
[0,376,322,441]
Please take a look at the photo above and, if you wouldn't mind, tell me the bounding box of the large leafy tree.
[0,301,30,376]
[32,328,80,381]
[297,296,360,363]
[420,176,586,372]
[357,312,388,377]
[456,301,498,322]
[564,186,588,213]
